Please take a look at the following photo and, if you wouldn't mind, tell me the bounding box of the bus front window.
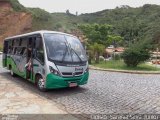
[65,36,87,62]
[44,33,87,63]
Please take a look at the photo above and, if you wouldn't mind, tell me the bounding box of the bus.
[2,30,89,91]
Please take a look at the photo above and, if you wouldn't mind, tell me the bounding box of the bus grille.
[62,72,83,77]
[62,72,72,76]
[75,72,83,76]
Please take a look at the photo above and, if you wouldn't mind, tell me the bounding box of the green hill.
[79,5,160,46]
[5,1,160,47]
[32,4,160,47]
[8,0,26,11]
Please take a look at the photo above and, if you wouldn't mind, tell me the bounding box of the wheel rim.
[38,78,45,89]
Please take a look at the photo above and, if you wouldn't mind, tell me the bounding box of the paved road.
[1,65,160,115]
[47,70,160,114]
[1,55,160,115]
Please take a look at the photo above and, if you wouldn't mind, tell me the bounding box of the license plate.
[69,82,77,87]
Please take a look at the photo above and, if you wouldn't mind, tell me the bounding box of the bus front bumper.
[45,72,89,89]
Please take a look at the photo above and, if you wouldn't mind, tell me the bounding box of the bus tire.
[36,75,47,92]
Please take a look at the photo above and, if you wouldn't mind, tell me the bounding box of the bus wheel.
[36,76,47,92]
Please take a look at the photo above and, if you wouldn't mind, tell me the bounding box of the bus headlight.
[84,67,89,73]
[49,66,60,76]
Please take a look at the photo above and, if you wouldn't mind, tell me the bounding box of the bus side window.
[3,40,8,54]
[20,47,26,55]
[14,47,20,55]
[15,47,18,55]
[23,48,27,55]
[12,39,14,46]
[15,38,20,46]
[35,37,44,64]
[13,47,17,55]
[17,47,22,55]
[8,46,11,54]
[21,37,27,47]
[10,47,14,54]
[19,38,22,46]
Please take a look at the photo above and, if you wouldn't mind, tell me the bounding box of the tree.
[66,9,70,15]
[78,24,112,44]
[115,17,144,47]
[76,11,78,16]
[90,43,105,63]
[9,0,27,12]
[122,40,151,67]
[78,23,123,63]
[55,23,62,30]
[108,35,123,48]
[152,30,160,50]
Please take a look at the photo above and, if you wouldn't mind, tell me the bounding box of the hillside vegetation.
[1,0,160,49]
[80,5,160,48]
[9,0,26,11]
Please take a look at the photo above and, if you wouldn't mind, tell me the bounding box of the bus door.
[3,40,8,67]
[26,35,44,81]
[26,37,34,80]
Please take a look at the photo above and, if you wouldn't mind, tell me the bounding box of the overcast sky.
[18,0,160,14]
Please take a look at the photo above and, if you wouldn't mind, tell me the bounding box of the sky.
[18,0,160,14]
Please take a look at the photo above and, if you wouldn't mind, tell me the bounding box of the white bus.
[3,30,89,91]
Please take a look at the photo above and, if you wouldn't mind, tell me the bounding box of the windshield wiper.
[70,48,83,62]
[61,42,68,62]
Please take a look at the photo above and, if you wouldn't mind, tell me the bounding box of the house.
[151,51,160,64]
[104,45,124,58]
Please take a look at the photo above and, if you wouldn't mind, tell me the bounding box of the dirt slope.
[0,1,32,46]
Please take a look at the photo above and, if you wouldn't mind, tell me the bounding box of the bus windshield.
[44,33,87,63]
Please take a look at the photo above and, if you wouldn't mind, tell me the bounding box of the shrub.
[28,8,51,21]
[113,53,121,60]
[122,41,151,67]
[99,56,104,61]
[9,0,26,12]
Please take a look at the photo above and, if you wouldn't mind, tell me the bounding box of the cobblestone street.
[1,64,160,116]
[48,70,160,114]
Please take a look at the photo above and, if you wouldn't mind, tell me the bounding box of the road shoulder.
[0,72,79,120]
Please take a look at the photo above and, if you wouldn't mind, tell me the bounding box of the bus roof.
[5,30,76,40]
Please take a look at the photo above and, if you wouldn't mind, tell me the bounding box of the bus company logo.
[75,67,83,71]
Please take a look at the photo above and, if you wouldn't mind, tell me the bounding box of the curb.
[89,65,160,74]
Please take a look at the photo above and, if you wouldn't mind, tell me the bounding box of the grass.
[91,60,160,71]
